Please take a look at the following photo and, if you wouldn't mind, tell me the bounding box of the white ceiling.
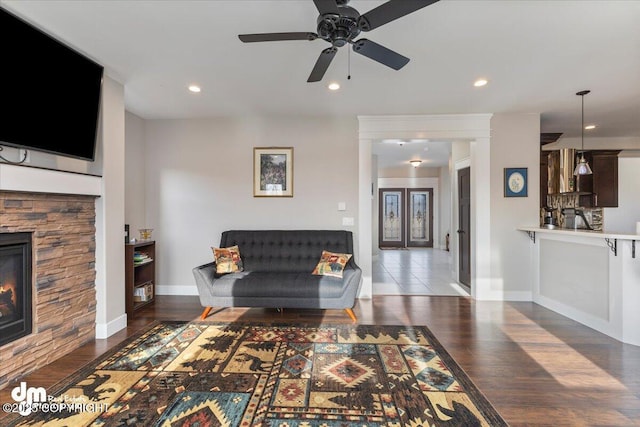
[3,0,639,168]
[373,139,452,168]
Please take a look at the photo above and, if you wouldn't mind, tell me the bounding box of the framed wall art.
[504,167,528,197]
[253,147,293,197]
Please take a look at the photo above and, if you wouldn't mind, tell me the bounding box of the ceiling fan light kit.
[238,0,439,83]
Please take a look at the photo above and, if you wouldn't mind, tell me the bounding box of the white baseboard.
[534,294,619,341]
[95,313,127,339]
[357,276,372,299]
[156,285,199,296]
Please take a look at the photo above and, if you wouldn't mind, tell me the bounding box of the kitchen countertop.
[518,226,639,240]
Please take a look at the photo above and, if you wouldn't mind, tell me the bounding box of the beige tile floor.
[372,248,470,296]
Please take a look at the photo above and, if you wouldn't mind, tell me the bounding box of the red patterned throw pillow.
[212,245,243,274]
[312,250,352,278]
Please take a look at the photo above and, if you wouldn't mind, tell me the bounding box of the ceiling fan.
[238,0,439,82]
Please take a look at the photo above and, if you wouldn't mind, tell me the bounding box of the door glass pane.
[409,192,429,242]
[382,192,402,242]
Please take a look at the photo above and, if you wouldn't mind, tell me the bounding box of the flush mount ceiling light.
[409,159,422,167]
[188,85,201,93]
[574,90,593,176]
[474,78,488,87]
[585,124,596,130]
[328,82,340,91]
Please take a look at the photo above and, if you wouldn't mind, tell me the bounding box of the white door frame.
[357,114,492,299]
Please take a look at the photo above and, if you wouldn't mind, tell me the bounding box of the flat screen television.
[0,7,103,161]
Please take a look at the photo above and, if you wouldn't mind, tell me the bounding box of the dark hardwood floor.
[2,295,640,426]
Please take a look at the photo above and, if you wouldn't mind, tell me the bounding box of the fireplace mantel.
[1,169,101,388]
[0,163,101,196]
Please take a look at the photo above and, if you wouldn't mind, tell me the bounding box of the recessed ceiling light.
[474,79,488,87]
[328,82,340,91]
[585,124,596,130]
[188,85,201,93]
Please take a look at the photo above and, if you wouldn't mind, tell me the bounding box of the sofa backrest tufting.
[220,230,356,273]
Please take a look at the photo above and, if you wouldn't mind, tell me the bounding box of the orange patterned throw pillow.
[312,250,352,278]
[212,245,244,274]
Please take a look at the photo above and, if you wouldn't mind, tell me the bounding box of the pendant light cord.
[574,90,593,175]
[581,93,585,153]
[576,90,591,155]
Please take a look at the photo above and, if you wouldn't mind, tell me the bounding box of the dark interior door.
[458,167,471,287]
[406,188,433,247]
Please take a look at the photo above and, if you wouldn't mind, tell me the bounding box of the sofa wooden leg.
[200,306,213,320]
[345,308,357,322]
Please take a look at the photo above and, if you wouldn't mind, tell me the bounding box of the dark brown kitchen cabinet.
[576,150,619,208]
[540,151,549,207]
[591,151,619,207]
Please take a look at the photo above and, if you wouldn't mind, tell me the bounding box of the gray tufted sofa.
[193,230,362,321]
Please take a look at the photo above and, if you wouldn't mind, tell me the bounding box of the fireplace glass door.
[0,233,32,347]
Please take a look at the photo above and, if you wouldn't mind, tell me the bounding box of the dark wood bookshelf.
[124,240,155,318]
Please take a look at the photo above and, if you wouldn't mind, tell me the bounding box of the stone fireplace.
[0,190,97,388]
[0,232,32,347]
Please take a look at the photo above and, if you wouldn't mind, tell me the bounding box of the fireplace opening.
[0,232,32,347]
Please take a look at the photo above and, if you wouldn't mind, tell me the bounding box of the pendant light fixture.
[574,90,593,175]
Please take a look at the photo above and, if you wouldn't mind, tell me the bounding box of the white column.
[470,137,492,299]
[358,137,373,298]
[95,76,127,338]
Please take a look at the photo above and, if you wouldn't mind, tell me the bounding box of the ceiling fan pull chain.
[348,47,351,80]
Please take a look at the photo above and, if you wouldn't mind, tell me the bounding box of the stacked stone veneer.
[0,191,97,389]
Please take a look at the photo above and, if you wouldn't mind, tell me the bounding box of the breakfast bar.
[519,226,640,346]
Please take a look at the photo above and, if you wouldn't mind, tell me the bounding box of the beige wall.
[138,116,360,294]
[124,111,146,235]
[489,113,540,298]
[603,157,640,233]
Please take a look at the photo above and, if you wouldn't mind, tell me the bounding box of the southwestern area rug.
[5,322,507,426]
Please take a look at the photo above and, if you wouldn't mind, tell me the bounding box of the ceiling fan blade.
[358,0,439,31]
[307,47,338,82]
[352,39,409,70]
[313,0,340,16]
[238,32,318,43]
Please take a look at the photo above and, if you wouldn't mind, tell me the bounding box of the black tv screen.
[0,7,103,161]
